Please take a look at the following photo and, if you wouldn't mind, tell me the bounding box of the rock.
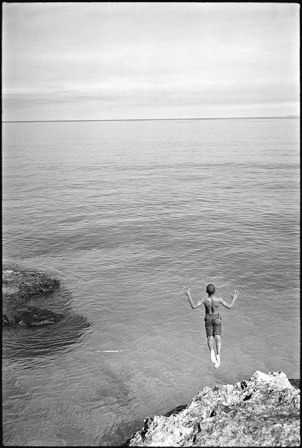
[164,405,187,418]
[3,266,92,360]
[12,306,64,327]
[125,371,300,447]
[3,267,62,326]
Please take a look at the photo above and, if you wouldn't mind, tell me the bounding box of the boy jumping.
[183,284,238,368]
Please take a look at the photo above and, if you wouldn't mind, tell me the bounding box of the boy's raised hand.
[183,285,190,295]
[231,290,239,299]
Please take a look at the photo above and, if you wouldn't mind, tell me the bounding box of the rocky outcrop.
[125,371,300,447]
[6,306,64,327]
[3,268,62,326]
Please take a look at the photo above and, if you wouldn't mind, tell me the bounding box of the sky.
[2,2,300,121]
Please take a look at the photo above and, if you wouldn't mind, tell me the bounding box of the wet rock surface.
[10,306,64,327]
[3,268,62,326]
[125,371,300,447]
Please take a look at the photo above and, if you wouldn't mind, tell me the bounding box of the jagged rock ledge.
[125,371,300,447]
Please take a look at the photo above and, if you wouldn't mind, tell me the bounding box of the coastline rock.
[125,371,300,447]
[3,268,62,326]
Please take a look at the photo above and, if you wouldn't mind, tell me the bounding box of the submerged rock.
[3,267,62,326]
[3,265,92,359]
[11,306,64,327]
[125,371,300,447]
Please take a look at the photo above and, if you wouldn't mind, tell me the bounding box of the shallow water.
[2,117,300,446]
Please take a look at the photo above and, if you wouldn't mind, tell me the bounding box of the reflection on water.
[3,313,92,360]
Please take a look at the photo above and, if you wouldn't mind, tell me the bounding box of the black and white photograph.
[2,3,300,446]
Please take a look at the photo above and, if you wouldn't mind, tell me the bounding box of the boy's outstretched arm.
[219,290,239,309]
[183,286,203,309]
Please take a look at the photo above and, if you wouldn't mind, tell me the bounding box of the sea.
[2,117,300,446]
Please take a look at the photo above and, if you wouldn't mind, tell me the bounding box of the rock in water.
[13,306,64,326]
[2,267,62,326]
[125,370,300,447]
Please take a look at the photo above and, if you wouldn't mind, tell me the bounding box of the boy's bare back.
[183,285,239,312]
[202,292,239,315]
[202,295,221,315]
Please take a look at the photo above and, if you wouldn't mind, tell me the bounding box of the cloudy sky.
[2,2,300,121]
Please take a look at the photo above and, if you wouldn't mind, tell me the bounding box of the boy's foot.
[210,350,216,364]
[215,354,220,368]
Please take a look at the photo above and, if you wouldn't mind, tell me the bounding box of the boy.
[183,283,238,368]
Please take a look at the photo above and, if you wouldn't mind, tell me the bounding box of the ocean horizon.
[3,115,300,123]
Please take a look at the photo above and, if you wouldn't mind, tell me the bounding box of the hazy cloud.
[2,3,300,121]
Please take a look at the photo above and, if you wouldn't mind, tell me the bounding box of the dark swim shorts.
[204,314,222,337]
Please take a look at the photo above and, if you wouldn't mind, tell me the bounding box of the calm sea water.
[2,118,300,446]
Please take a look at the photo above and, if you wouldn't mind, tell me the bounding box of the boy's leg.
[207,336,216,363]
[215,335,221,355]
[214,335,221,367]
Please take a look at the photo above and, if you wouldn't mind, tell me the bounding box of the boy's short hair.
[206,284,215,295]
